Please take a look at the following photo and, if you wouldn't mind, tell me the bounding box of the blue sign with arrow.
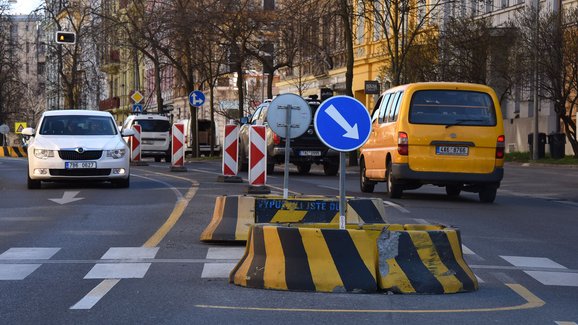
[189,90,205,107]
[313,96,372,152]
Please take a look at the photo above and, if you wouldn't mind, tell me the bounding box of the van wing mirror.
[121,128,136,137]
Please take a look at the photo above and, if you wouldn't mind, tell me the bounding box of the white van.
[177,119,221,156]
[122,114,172,162]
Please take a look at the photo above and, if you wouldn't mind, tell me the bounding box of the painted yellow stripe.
[408,231,461,293]
[379,258,415,293]
[262,227,287,290]
[446,230,478,288]
[143,184,197,247]
[232,226,256,287]
[271,210,308,223]
[197,283,544,313]
[200,196,226,241]
[348,229,377,278]
[235,196,255,240]
[300,227,344,292]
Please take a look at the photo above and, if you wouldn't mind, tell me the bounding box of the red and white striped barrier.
[130,124,142,163]
[171,123,186,171]
[222,124,239,176]
[249,125,267,186]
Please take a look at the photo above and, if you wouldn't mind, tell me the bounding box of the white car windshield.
[39,116,118,136]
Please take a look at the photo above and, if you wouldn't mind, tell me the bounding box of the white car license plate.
[299,150,321,156]
[436,146,469,156]
[65,161,97,169]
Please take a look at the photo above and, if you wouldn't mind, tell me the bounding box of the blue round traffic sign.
[313,96,372,152]
[189,90,205,107]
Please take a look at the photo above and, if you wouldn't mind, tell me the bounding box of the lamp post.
[532,2,540,160]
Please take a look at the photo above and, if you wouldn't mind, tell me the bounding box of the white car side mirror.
[21,127,35,136]
[121,128,136,137]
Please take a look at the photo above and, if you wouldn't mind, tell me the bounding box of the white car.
[121,114,171,162]
[22,110,135,189]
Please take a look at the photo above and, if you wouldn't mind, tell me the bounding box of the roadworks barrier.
[199,195,386,243]
[0,146,27,158]
[229,223,478,294]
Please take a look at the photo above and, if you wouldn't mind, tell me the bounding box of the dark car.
[238,96,339,175]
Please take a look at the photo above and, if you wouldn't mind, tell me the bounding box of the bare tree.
[0,1,25,144]
[515,6,578,156]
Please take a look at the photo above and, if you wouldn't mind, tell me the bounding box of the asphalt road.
[1,157,577,324]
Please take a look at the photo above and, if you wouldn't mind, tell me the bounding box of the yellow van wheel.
[359,159,375,193]
[479,185,497,203]
[386,161,402,198]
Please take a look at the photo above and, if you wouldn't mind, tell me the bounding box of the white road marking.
[318,185,339,191]
[501,256,566,269]
[413,218,429,224]
[475,275,485,283]
[48,191,84,205]
[201,263,238,278]
[461,244,475,255]
[0,217,50,222]
[69,279,120,310]
[383,200,410,213]
[524,271,578,287]
[0,264,41,280]
[0,247,60,260]
[555,322,578,325]
[206,247,245,260]
[84,263,152,279]
[101,247,159,260]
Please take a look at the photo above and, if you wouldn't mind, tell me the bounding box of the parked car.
[238,96,340,175]
[22,110,135,189]
[177,118,221,156]
[121,114,171,162]
[359,82,505,203]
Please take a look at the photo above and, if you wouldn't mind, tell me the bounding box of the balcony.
[100,50,121,74]
[99,97,120,111]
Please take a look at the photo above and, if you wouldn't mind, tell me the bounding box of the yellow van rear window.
[409,90,496,127]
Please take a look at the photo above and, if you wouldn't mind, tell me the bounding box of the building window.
[486,0,493,13]
[501,0,508,8]
[263,0,274,10]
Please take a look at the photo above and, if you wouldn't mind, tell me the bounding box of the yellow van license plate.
[436,146,469,156]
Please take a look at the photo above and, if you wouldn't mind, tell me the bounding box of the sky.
[8,0,43,15]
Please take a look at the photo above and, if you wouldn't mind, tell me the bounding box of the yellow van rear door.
[407,125,498,174]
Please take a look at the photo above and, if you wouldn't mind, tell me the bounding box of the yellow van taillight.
[398,132,409,155]
[496,135,505,159]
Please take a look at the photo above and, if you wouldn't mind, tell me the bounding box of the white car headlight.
[34,149,55,159]
[106,149,126,159]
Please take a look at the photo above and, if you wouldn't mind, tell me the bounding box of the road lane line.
[383,200,410,213]
[195,283,544,313]
[72,171,199,310]
[69,279,120,310]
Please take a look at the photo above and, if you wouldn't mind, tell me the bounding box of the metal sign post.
[314,96,372,229]
[267,94,312,200]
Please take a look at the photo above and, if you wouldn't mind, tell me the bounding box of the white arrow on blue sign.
[132,103,143,113]
[313,96,372,152]
[189,90,205,107]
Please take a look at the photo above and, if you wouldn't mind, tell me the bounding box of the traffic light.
[55,31,76,44]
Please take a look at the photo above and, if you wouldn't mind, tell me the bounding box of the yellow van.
[359,82,505,203]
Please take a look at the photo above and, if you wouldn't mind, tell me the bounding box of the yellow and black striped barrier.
[229,223,478,294]
[229,224,378,293]
[200,196,255,242]
[200,195,386,243]
[377,224,478,294]
[0,146,27,158]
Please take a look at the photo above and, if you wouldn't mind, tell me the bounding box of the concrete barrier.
[229,224,378,293]
[230,223,478,294]
[0,146,27,158]
[200,195,386,243]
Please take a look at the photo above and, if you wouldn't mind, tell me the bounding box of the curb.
[230,223,478,294]
[199,195,386,243]
[0,146,27,158]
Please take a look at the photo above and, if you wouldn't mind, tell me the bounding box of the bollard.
[218,124,242,183]
[248,125,269,194]
[170,123,187,172]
